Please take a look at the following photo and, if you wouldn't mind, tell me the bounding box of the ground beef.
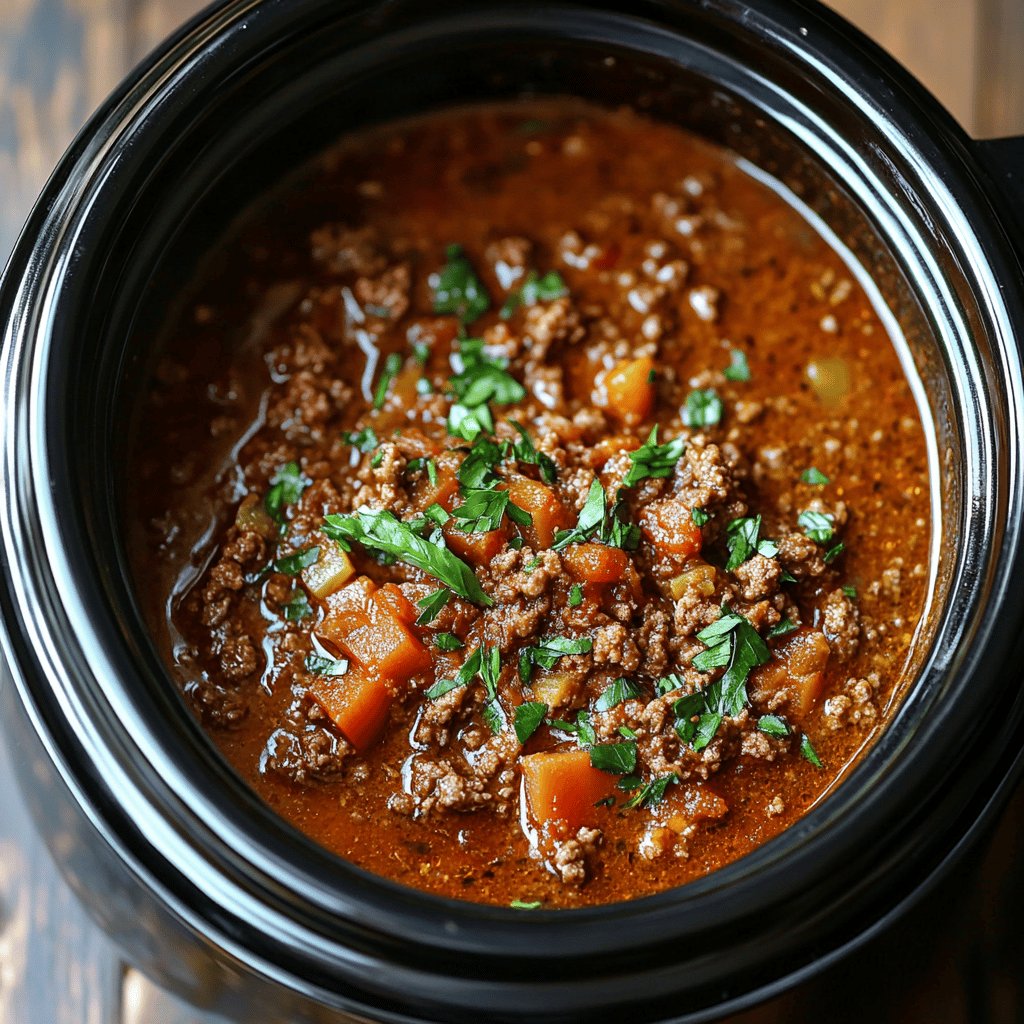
[551,827,602,884]
[823,588,861,661]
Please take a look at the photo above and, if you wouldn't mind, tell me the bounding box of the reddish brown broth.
[130,101,931,908]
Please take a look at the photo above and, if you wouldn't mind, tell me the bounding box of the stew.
[129,100,932,908]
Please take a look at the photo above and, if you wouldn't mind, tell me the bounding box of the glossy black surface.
[2,1,1024,1022]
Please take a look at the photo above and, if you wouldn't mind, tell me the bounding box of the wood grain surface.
[0,1,1022,1022]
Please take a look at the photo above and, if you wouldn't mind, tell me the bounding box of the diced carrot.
[562,542,629,583]
[639,500,703,559]
[600,357,655,425]
[375,583,418,625]
[661,785,729,833]
[411,459,460,511]
[521,749,612,828]
[443,521,510,564]
[318,577,431,684]
[750,628,831,716]
[505,476,572,548]
[530,671,582,710]
[589,433,641,469]
[308,672,392,750]
[301,542,356,600]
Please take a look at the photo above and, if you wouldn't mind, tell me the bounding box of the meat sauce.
[129,101,932,908]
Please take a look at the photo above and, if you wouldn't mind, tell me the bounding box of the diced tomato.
[521,749,612,828]
[308,672,392,750]
[562,542,629,583]
[443,521,510,564]
[639,500,703,559]
[318,577,431,684]
[505,476,572,549]
[599,357,655,425]
[750,628,831,716]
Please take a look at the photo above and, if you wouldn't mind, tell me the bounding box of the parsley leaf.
[415,588,451,626]
[723,349,751,382]
[800,733,823,768]
[824,541,845,564]
[373,352,403,410]
[514,701,548,744]
[519,635,593,683]
[450,487,531,534]
[434,632,464,651]
[568,583,584,607]
[691,507,710,527]
[272,545,320,576]
[590,741,637,775]
[426,642,502,729]
[447,337,526,440]
[622,426,685,487]
[506,420,557,483]
[458,438,504,488]
[323,507,492,606]
[682,388,723,428]
[548,709,597,747]
[798,510,835,544]
[725,515,776,571]
[431,244,490,324]
[801,467,830,485]
[304,653,348,676]
[499,269,569,319]
[624,773,678,810]
[757,714,789,737]
[767,617,797,638]
[842,584,857,600]
[343,426,379,454]
[283,590,313,621]
[551,479,639,552]
[595,678,642,712]
[265,462,305,522]
[510,899,542,910]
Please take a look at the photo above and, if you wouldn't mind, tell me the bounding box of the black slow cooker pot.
[2,1,1024,1021]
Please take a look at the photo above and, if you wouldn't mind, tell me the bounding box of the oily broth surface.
[129,101,931,907]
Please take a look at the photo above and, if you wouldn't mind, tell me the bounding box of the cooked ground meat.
[131,99,931,909]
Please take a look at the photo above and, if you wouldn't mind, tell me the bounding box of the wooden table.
[1,2,1023,1021]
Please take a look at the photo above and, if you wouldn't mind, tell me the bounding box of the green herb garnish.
[432,244,490,324]
[800,467,830,485]
[757,714,790,737]
[622,426,685,487]
[447,337,526,441]
[624,773,678,810]
[415,588,451,626]
[551,478,639,552]
[594,678,642,712]
[519,635,593,683]
[514,701,548,744]
[373,352,403,410]
[723,349,751,382]
[509,899,543,910]
[434,632,464,651]
[691,507,710,527]
[767,617,797,638]
[800,733,823,768]
[590,741,637,775]
[682,388,723,428]
[343,427,379,454]
[797,510,835,544]
[272,545,320,576]
[724,515,778,572]
[323,508,491,606]
[265,462,305,522]
[304,653,348,676]
[568,583,584,607]
[283,591,313,621]
[499,269,569,319]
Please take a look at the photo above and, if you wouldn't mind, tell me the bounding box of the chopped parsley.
[499,269,568,319]
[691,507,710,527]
[343,426,379,454]
[757,714,789,737]
[824,541,846,564]
[594,677,642,712]
[509,899,542,910]
[304,653,348,676]
[682,387,723,428]
[622,426,685,487]
[450,487,531,534]
[723,349,751,382]
[767,617,797,638]
[800,466,830,485]
[506,420,557,483]
[551,478,639,552]
[265,462,305,522]
[373,352,403,410]
[272,545,320,576]
[842,584,858,600]
[548,709,597,747]
[800,733,823,768]
[590,740,637,775]
[323,507,492,606]
[797,509,835,544]
[674,611,770,750]
[415,588,451,626]
[431,243,490,324]
[426,643,504,734]
[406,457,438,488]
[568,583,584,607]
[519,635,593,683]
[434,632,464,651]
[624,773,678,810]
[370,450,384,469]
[447,337,526,441]
[513,701,548,744]
[283,590,313,621]
[724,514,778,572]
